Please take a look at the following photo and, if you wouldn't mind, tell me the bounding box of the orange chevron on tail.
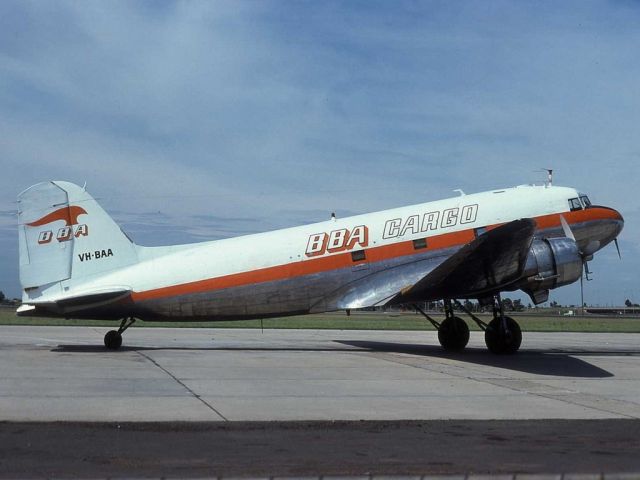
[27,206,88,227]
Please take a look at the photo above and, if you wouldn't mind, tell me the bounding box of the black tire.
[485,316,522,354]
[104,330,122,350]
[438,316,470,351]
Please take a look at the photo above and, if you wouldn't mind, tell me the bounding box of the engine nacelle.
[517,237,583,304]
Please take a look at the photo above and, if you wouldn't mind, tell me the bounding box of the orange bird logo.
[27,206,88,227]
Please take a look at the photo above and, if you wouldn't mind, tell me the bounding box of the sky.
[0,0,638,306]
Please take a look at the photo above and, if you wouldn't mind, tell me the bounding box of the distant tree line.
[405,298,527,313]
[0,291,20,306]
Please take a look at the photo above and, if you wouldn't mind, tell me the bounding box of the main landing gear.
[484,295,522,354]
[414,300,469,351]
[414,294,522,354]
[104,317,136,350]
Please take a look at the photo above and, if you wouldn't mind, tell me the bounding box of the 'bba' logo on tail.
[27,206,89,244]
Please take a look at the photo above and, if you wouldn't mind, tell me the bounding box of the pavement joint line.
[479,381,640,420]
[354,349,520,393]
[482,385,637,420]
[359,349,636,420]
[537,393,640,420]
[135,349,229,421]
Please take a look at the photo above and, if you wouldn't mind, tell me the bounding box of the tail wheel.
[104,330,123,350]
[485,316,522,354]
[438,316,470,351]
[103,317,136,350]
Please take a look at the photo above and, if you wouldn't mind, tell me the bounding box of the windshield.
[568,197,582,211]
[580,195,592,207]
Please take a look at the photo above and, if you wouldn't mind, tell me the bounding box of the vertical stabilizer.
[18,181,138,296]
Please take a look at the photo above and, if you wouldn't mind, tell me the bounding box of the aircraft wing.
[310,219,536,311]
[388,218,536,304]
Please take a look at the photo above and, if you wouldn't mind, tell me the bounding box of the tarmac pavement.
[1,326,639,421]
[2,326,640,478]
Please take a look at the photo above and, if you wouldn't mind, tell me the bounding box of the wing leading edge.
[388,218,536,304]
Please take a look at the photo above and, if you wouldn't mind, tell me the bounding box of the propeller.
[614,238,622,259]
[580,269,585,315]
[559,214,574,241]
[560,215,593,314]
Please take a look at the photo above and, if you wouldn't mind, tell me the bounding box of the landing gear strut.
[414,300,469,351]
[104,317,136,350]
[484,294,522,354]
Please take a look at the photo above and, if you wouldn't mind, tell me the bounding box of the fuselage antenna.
[539,168,553,187]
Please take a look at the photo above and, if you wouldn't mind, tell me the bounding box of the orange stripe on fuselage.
[535,206,622,229]
[130,207,619,302]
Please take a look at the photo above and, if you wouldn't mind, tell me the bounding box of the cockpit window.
[568,198,582,211]
[580,195,592,208]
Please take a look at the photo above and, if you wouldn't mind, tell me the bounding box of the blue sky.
[0,0,638,306]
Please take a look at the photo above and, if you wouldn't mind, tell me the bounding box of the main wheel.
[485,316,522,354]
[438,316,470,351]
[104,330,123,350]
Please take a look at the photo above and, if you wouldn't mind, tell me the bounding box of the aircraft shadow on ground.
[51,345,354,353]
[336,340,617,378]
[51,341,622,378]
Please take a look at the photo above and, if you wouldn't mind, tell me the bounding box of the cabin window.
[580,195,592,208]
[413,238,427,250]
[351,250,366,262]
[568,198,582,211]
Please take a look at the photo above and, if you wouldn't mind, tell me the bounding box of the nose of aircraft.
[604,207,625,239]
[573,206,623,256]
[612,208,624,237]
[592,207,624,254]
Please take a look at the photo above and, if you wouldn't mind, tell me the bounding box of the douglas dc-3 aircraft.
[16,180,623,353]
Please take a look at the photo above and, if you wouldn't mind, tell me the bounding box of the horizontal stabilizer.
[17,287,131,316]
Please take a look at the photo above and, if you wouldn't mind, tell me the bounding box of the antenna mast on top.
[540,168,553,187]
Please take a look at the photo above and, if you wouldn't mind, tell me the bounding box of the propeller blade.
[559,215,575,241]
[614,238,622,259]
[580,266,585,315]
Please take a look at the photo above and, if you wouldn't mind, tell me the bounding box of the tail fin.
[18,181,138,296]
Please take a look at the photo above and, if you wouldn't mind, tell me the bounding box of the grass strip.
[1,308,639,332]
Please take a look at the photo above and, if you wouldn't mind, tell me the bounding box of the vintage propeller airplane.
[16,180,623,353]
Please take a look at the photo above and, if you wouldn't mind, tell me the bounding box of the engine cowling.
[517,237,583,303]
